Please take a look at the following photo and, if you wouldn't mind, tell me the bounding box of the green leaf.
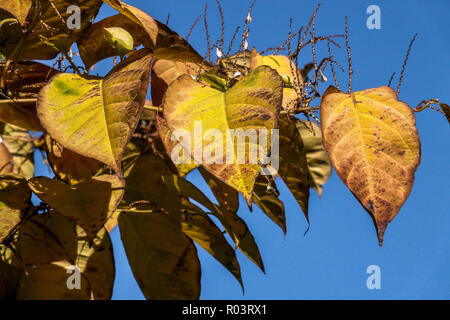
[0,174,31,242]
[295,120,331,196]
[37,49,152,173]
[277,114,310,220]
[102,26,134,58]
[28,175,125,242]
[119,211,201,300]
[0,124,35,179]
[163,66,283,204]
[253,175,286,234]
[199,73,227,92]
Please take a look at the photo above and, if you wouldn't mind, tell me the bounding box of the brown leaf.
[320,86,421,245]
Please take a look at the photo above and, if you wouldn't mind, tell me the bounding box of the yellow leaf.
[250,48,302,112]
[0,142,14,174]
[37,49,152,173]
[102,0,158,45]
[163,66,283,204]
[320,86,421,245]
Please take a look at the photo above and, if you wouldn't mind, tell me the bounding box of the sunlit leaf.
[250,48,302,112]
[0,174,31,242]
[37,49,152,172]
[44,134,102,185]
[28,175,125,242]
[320,86,421,245]
[103,26,134,58]
[156,115,199,177]
[102,0,158,45]
[295,119,332,196]
[163,66,283,204]
[119,211,201,300]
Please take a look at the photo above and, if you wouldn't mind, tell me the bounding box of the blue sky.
[34,0,450,299]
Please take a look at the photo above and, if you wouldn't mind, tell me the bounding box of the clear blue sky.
[34,0,450,299]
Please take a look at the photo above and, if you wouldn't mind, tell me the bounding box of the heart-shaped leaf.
[320,86,421,245]
[28,175,125,242]
[37,49,152,173]
[163,65,283,204]
[0,0,32,26]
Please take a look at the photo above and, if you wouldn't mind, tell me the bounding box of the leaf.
[0,0,32,26]
[277,114,310,220]
[219,50,251,79]
[37,49,152,172]
[320,86,421,245]
[103,26,134,57]
[181,211,243,290]
[123,153,183,213]
[77,14,150,70]
[0,142,14,174]
[199,73,227,92]
[28,175,125,242]
[102,0,158,45]
[0,174,31,242]
[253,174,286,234]
[438,103,450,125]
[0,244,22,299]
[156,114,199,177]
[250,48,302,111]
[119,211,201,300]
[163,65,283,204]
[199,167,265,272]
[0,0,103,60]
[295,120,332,196]
[0,124,34,179]
[11,212,115,299]
[44,134,102,185]
[0,61,58,130]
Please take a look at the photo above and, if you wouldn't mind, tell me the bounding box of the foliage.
[0,0,447,300]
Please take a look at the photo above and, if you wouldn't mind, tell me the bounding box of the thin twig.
[397,33,418,95]
[186,14,202,41]
[215,0,225,52]
[388,72,396,87]
[345,16,352,93]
